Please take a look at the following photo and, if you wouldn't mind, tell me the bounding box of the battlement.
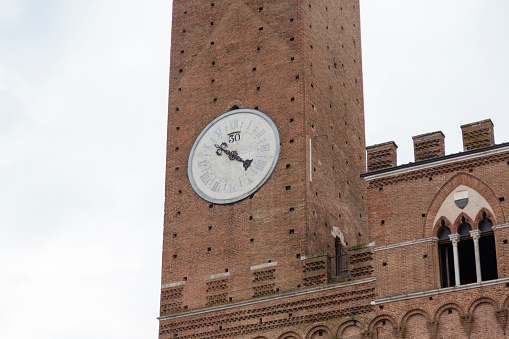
[366,119,496,171]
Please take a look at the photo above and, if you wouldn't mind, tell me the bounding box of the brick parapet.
[461,119,495,151]
[412,131,445,161]
[366,141,398,171]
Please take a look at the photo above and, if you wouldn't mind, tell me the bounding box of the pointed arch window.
[478,212,498,281]
[457,217,476,285]
[437,221,455,288]
[437,212,498,288]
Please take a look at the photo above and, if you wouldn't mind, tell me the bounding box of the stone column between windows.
[470,230,482,283]
[449,234,461,286]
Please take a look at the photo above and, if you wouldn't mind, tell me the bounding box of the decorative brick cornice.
[159,279,377,338]
[159,277,376,321]
[363,144,509,188]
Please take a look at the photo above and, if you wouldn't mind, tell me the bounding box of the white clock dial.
[188,109,280,204]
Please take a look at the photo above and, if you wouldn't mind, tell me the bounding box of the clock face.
[188,109,280,204]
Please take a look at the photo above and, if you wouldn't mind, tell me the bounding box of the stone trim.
[158,277,376,321]
[205,272,230,280]
[251,262,278,271]
[162,281,186,289]
[372,277,509,305]
[363,144,509,182]
[493,222,509,231]
[373,237,438,252]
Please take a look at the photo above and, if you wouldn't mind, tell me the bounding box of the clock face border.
[187,108,280,204]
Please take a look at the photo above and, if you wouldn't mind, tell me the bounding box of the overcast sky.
[1,1,507,338]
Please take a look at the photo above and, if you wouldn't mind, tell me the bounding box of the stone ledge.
[372,277,509,305]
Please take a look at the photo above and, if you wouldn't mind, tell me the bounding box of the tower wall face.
[302,0,368,255]
[161,0,367,314]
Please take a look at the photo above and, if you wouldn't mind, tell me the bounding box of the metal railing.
[331,251,349,278]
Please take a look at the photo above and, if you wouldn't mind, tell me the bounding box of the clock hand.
[215,143,253,170]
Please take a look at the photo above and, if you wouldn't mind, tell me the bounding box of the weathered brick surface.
[162,0,367,313]
[159,279,376,338]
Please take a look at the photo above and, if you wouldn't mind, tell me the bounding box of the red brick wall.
[302,0,368,256]
[162,0,368,313]
[366,150,509,298]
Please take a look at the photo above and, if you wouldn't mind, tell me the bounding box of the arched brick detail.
[503,296,509,310]
[433,302,465,321]
[474,208,496,229]
[305,325,332,339]
[468,296,499,315]
[423,173,505,238]
[452,213,475,234]
[433,216,453,238]
[278,331,302,339]
[401,308,431,327]
[336,320,363,338]
[225,100,244,111]
[368,314,396,332]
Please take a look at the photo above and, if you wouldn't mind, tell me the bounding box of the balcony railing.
[330,250,349,278]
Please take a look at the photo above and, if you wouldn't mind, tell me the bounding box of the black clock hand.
[215,143,253,170]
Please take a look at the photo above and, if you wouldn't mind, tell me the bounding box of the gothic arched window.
[457,217,476,285]
[478,212,498,281]
[438,221,455,288]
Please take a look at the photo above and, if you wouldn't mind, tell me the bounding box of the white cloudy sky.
[0,1,507,338]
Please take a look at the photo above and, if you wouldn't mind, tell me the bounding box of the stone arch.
[468,296,499,315]
[452,213,475,234]
[474,207,496,229]
[401,309,431,327]
[423,173,505,238]
[305,325,332,339]
[433,216,453,238]
[433,302,465,321]
[368,314,397,332]
[277,331,302,339]
[336,320,363,338]
[225,100,244,112]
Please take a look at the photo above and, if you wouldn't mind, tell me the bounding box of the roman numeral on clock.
[198,160,208,168]
[211,181,221,193]
[260,144,270,152]
[256,129,266,138]
[213,126,222,139]
[200,172,212,185]
[229,120,239,130]
[255,160,267,172]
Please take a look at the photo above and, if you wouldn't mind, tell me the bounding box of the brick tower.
[159,0,368,337]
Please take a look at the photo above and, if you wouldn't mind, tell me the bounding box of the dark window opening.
[458,217,472,236]
[479,212,493,232]
[438,223,454,287]
[480,212,497,281]
[458,238,476,285]
[439,241,455,287]
[480,234,498,281]
[437,222,451,240]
